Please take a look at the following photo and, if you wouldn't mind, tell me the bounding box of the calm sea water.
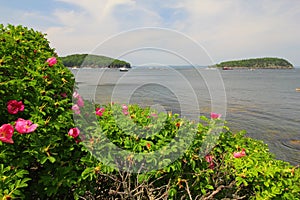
[71,67,300,165]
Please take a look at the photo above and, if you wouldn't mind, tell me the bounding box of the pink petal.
[210,112,221,119]
[46,57,57,66]
[77,97,84,107]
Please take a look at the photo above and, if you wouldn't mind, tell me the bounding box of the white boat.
[119,67,129,72]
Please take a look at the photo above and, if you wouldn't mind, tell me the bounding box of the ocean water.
[71,67,300,165]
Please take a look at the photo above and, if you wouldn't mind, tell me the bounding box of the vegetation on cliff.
[216,57,294,69]
[61,54,131,68]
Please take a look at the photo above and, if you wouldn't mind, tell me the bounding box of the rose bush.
[0,24,299,199]
[0,24,85,199]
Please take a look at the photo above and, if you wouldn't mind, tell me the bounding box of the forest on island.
[216,57,294,69]
[61,54,131,68]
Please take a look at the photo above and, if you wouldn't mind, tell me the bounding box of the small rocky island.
[61,54,131,69]
[215,57,294,70]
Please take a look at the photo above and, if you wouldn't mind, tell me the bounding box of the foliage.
[0,24,84,199]
[61,54,131,68]
[74,103,300,199]
[216,57,294,69]
[0,24,299,199]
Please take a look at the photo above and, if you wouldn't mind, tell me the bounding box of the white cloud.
[1,0,300,65]
[179,0,300,64]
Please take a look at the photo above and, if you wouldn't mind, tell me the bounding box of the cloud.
[180,0,300,63]
[47,0,165,56]
[1,0,300,65]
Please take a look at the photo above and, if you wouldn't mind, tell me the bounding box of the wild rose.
[150,113,158,118]
[205,154,215,169]
[96,107,105,117]
[68,127,80,138]
[123,110,129,115]
[122,104,128,110]
[233,148,246,158]
[7,100,25,114]
[15,118,38,134]
[122,104,129,115]
[46,57,57,67]
[0,124,14,144]
[210,112,221,119]
[60,92,67,98]
[77,97,84,107]
[72,104,81,114]
[72,91,80,99]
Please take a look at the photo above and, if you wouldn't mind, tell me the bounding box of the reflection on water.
[71,67,300,165]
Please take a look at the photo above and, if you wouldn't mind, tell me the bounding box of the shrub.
[0,24,299,199]
[0,24,84,199]
[74,103,300,199]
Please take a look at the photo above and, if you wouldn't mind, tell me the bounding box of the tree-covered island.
[61,54,131,68]
[215,57,294,70]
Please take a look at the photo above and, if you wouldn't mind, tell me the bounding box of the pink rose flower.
[233,148,246,158]
[95,107,105,117]
[0,124,14,144]
[205,154,213,163]
[72,91,80,99]
[210,112,221,119]
[150,113,158,118]
[46,57,57,67]
[7,100,25,114]
[68,127,80,138]
[77,97,84,107]
[122,104,128,110]
[122,104,129,115]
[72,104,81,114]
[60,93,67,98]
[123,110,129,115]
[205,154,215,169]
[15,118,38,134]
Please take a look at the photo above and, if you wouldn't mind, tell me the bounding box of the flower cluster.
[205,154,215,169]
[122,104,129,115]
[0,117,38,144]
[69,91,84,143]
[1,56,55,144]
[72,91,84,114]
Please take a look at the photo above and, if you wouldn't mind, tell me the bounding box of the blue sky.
[1,0,300,66]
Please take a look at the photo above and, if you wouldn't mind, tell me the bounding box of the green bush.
[0,24,299,199]
[73,103,300,199]
[0,24,84,199]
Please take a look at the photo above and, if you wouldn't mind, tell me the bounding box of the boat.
[222,67,233,70]
[119,67,129,72]
[296,88,300,92]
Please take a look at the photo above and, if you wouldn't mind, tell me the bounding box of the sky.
[1,0,300,66]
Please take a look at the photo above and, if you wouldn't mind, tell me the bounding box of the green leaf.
[48,156,56,163]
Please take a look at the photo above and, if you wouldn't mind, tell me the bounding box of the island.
[60,54,131,69]
[214,57,294,70]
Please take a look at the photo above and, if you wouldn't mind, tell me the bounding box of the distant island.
[61,54,131,69]
[215,57,294,70]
